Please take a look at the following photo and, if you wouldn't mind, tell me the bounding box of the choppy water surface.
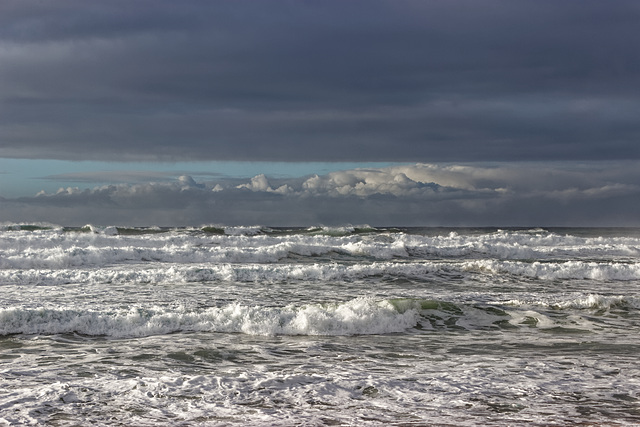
[1,225,640,425]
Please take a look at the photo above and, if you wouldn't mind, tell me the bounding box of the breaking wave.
[2,295,636,338]
[0,298,419,337]
[2,260,640,286]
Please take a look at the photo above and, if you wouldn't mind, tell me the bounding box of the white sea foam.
[405,231,640,259]
[462,259,640,280]
[2,225,640,426]
[2,258,639,286]
[554,294,640,310]
[2,227,639,272]
[4,293,634,337]
[499,293,640,314]
[0,262,429,285]
[1,230,408,268]
[0,298,419,337]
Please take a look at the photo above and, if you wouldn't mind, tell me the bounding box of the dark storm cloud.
[38,170,223,184]
[1,0,639,161]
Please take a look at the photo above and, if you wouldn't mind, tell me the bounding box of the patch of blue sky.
[0,158,406,198]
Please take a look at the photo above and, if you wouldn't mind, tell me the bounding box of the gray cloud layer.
[1,1,639,162]
[2,163,639,226]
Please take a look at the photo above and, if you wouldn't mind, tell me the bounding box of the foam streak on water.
[1,225,640,425]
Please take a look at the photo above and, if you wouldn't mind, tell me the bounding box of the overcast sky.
[1,1,639,226]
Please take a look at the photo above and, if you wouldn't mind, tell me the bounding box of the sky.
[1,1,639,226]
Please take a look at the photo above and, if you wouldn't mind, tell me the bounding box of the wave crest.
[0,298,419,338]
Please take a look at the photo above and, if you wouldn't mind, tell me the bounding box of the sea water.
[1,225,639,425]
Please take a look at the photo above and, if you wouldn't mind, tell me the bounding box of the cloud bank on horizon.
[1,0,639,163]
[2,163,639,226]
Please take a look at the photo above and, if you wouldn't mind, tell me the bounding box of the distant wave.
[461,260,640,281]
[2,259,640,285]
[0,223,394,236]
[2,226,639,270]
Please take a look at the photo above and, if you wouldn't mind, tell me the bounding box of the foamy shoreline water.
[1,225,639,425]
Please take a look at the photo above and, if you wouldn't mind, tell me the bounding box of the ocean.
[1,225,639,425]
